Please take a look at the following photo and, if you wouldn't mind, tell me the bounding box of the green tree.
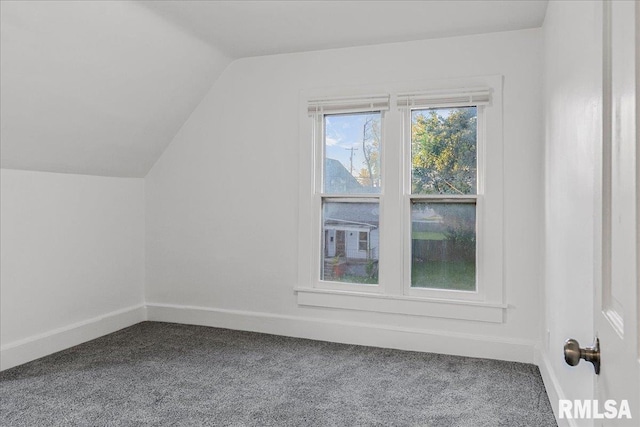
[411,107,477,195]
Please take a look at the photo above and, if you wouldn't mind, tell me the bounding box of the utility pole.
[345,146,358,175]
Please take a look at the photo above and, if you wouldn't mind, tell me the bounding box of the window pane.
[324,112,381,194]
[411,107,477,195]
[411,202,476,291]
[322,201,379,284]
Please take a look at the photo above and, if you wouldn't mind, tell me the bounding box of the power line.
[344,146,358,175]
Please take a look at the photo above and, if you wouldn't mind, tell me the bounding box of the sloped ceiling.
[0,1,229,177]
[140,1,548,58]
[1,0,547,178]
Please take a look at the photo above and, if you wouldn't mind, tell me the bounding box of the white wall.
[540,0,603,422]
[145,29,544,363]
[0,169,146,369]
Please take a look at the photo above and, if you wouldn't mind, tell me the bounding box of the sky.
[324,112,379,177]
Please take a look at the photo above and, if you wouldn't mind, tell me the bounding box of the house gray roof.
[324,202,379,227]
[324,158,379,194]
[324,158,363,193]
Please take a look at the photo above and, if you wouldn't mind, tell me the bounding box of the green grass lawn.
[327,259,474,289]
[411,260,475,291]
[412,231,447,241]
[338,274,378,285]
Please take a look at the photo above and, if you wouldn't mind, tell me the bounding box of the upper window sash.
[308,95,390,116]
[397,88,491,110]
[408,105,480,197]
[317,109,385,196]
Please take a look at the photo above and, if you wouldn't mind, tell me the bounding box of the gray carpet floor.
[0,322,556,426]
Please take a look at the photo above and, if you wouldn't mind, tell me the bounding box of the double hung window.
[399,90,490,298]
[298,77,504,321]
[308,96,389,290]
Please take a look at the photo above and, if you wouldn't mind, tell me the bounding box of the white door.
[594,0,639,423]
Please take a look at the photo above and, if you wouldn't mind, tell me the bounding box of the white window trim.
[297,76,505,322]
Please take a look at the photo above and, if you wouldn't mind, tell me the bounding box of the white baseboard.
[0,304,147,371]
[147,302,536,363]
[0,301,538,370]
[535,347,573,427]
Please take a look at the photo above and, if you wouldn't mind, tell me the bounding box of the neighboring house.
[323,158,380,261]
[324,201,379,261]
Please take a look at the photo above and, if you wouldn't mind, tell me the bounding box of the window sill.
[294,287,506,323]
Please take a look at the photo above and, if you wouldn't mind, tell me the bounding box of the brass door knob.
[564,338,600,374]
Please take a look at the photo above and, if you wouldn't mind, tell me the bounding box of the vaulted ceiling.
[140,0,549,58]
[0,1,548,177]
